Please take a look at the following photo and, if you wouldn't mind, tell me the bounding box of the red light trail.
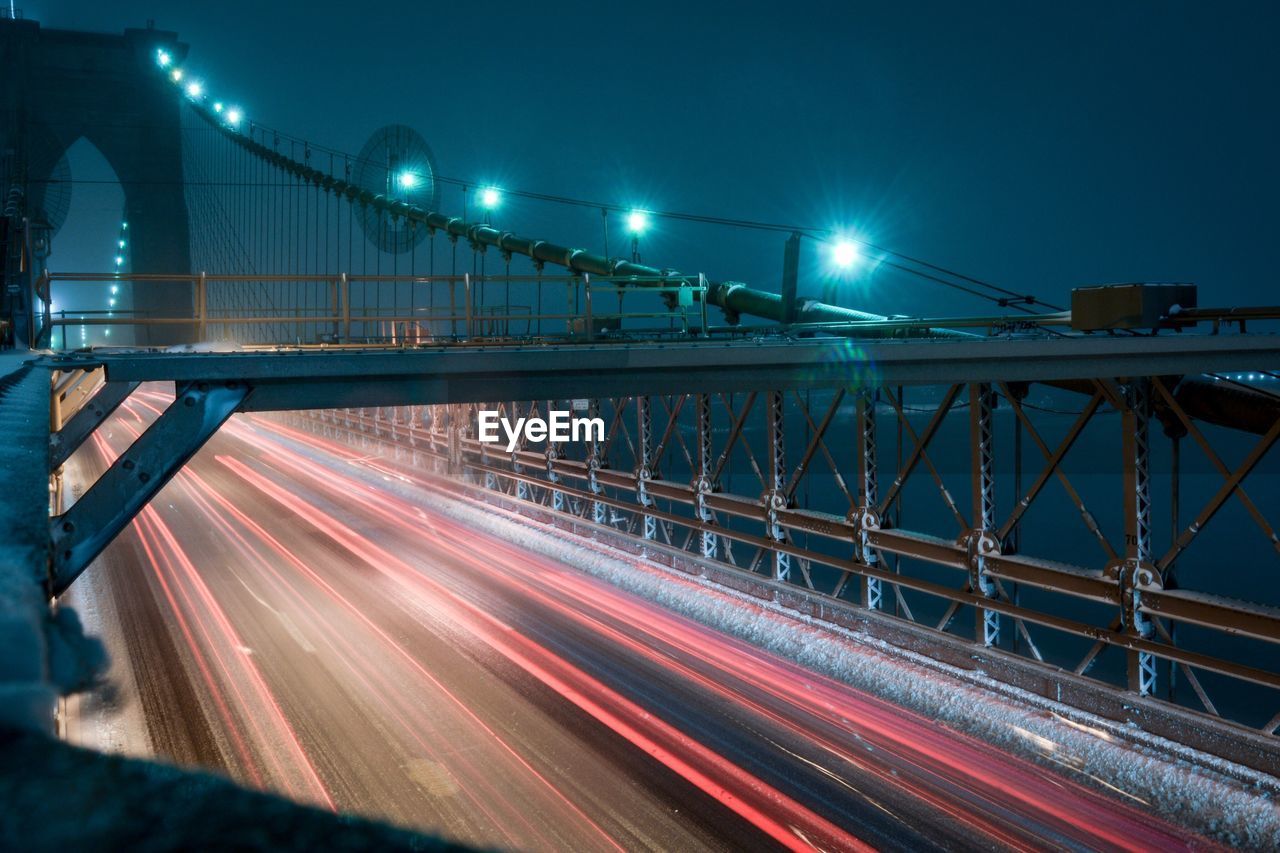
[62,389,1211,851]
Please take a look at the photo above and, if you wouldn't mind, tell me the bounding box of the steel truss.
[301,375,1280,738]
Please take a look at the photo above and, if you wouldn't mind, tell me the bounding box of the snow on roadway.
[269,416,1280,846]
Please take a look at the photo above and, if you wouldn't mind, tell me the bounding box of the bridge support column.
[1121,379,1159,696]
[49,380,248,595]
[636,396,656,541]
[481,406,497,490]
[587,398,606,524]
[693,393,717,559]
[446,404,464,478]
[765,389,790,582]
[969,383,1000,647]
[854,388,882,611]
[547,399,564,512]
[513,402,530,501]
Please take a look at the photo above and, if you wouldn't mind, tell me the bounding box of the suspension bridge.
[3,16,1280,850]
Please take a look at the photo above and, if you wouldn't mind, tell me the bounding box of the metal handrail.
[40,270,713,347]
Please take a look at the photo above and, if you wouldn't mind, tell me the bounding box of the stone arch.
[2,19,193,342]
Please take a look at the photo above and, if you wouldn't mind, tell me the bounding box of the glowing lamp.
[627,210,648,235]
[832,239,859,270]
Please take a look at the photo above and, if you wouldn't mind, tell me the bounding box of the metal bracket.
[963,529,1002,599]
[49,380,249,596]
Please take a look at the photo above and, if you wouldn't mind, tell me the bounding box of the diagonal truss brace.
[49,380,142,469]
[49,380,249,596]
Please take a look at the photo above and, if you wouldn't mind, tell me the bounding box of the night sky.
[33,0,1280,318]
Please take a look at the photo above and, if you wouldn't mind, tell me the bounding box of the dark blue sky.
[38,0,1280,317]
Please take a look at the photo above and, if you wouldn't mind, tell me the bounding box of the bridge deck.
[62,333,1280,410]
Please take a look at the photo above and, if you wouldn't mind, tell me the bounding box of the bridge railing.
[289,372,1280,742]
[39,271,710,347]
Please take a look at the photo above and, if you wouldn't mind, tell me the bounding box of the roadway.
[61,387,1208,851]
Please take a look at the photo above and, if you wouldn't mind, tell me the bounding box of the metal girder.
[1140,588,1280,645]
[49,380,248,595]
[49,380,141,469]
[855,389,883,610]
[301,404,1280,716]
[635,396,656,541]
[67,334,1280,406]
[765,389,789,581]
[969,382,1000,646]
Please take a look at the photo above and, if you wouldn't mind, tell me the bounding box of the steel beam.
[49,380,248,595]
[73,334,1280,403]
[48,380,141,469]
[855,389,883,610]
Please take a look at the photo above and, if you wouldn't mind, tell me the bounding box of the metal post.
[781,232,800,329]
[340,273,350,341]
[856,388,882,610]
[1122,378,1158,695]
[587,398,606,524]
[463,273,473,339]
[196,272,208,341]
[969,383,999,647]
[447,404,463,477]
[547,399,564,512]
[694,392,717,558]
[329,277,339,340]
[699,273,709,337]
[513,402,529,501]
[766,389,790,581]
[636,395,656,541]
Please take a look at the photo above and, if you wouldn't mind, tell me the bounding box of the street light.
[831,239,860,270]
[213,102,224,114]
[397,170,419,191]
[627,210,648,235]
[156,49,171,68]
[170,68,183,83]
[627,210,649,263]
[480,186,501,210]
[226,108,242,126]
[186,81,203,99]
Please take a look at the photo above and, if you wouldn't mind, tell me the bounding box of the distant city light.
[115,255,124,266]
[104,329,111,337]
[121,221,128,230]
[213,102,224,113]
[831,239,860,270]
[109,298,117,307]
[156,49,171,67]
[186,81,203,99]
[111,285,119,295]
[397,170,419,190]
[480,186,501,210]
[627,210,649,235]
[118,239,126,249]
[226,108,242,126]
[171,68,183,83]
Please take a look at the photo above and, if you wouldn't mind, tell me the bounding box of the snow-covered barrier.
[0,359,105,732]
